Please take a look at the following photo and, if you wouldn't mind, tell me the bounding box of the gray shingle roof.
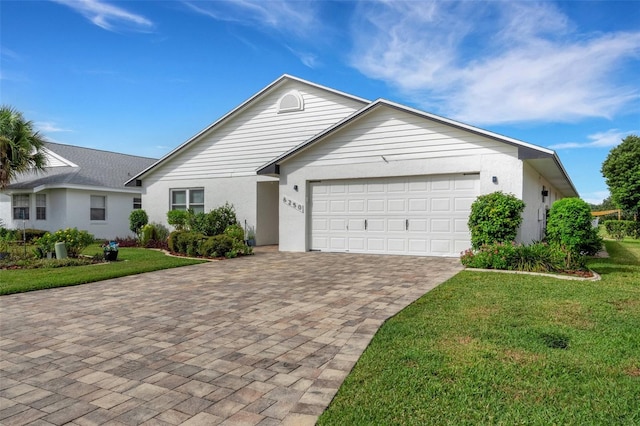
[7,142,156,191]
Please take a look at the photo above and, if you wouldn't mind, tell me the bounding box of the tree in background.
[601,134,640,219]
[0,106,48,190]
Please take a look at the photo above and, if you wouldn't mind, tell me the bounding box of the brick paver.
[0,247,461,424]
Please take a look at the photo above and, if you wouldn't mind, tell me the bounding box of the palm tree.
[0,106,48,190]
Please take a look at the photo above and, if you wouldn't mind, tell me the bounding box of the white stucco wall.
[142,175,262,235]
[520,162,562,243]
[278,151,523,252]
[0,188,139,239]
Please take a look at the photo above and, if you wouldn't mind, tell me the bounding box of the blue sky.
[2,0,639,204]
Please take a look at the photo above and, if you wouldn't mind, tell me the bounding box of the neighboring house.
[0,142,156,239]
[127,75,578,257]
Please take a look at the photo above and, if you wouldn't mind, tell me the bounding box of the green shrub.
[604,220,640,240]
[468,192,525,249]
[129,209,149,236]
[151,222,170,242]
[546,198,602,256]
[23,229,47,242]
[460,242,518,270]
[201,234,235,258]
[140,223,156,246]
[171,231,205,256]
[168,230,185,253]
[224,224,252,256]
[461,241,586,272]
[167,210,189,231]
[35,228,94,258]
[189,203,239,236]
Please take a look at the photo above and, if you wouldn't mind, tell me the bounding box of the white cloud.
[35,122,73,133]
[183,0,319,39]
[349,1,640,125]
[549,129,636,150]
[51,0,153,32]
[182,0,323,67]
[582,190,610,206]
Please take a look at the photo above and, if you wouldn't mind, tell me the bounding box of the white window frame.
[90,195,106,221]
[12,194,30,220]
[170,188,204,213]
[36,194,46,220]
[133,197,142,210]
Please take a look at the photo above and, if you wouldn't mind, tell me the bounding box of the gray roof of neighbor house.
[6,142,156,192]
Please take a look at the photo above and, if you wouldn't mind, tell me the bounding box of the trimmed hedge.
[468,192,525,249]
[604,220,640,240]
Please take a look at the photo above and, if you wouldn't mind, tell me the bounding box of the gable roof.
[125,74,370,186]
[256,99,579,197]
[5,142,156,193]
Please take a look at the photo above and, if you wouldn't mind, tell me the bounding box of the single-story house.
[127,74,578,257]
[0,142,156,239]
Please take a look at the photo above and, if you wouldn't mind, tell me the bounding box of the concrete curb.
[464,267,602,281]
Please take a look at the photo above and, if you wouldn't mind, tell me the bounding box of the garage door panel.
[348,238,365,250]
[329,219,346,231]
[431,239,451,254]
[455,197,475,211]
[367,238,385,251]
[330,200,346,213]
[409,198,428,212]
[367,199,385,212]
[368,218,385,232]
[454,218,468,233]
[388,199,406,212]
[388,219,405,232]
[431,179,451,191]
[310,174,478,256]
[388,239,406,252]
[330,184,346,194]
[330,237,347,250]
[367,183,385,193]
[408,219,427,232]
[348,199,365,212]
[431,198,451,212]
[312,218,328,231]
[431,219,451,232]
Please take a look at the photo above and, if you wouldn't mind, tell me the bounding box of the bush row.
[168,224,251,259]
[603,220,640,240]
[461,242,586,272]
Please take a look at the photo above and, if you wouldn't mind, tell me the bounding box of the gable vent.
[277,90,304,113]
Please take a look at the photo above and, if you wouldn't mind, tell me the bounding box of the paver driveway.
[0,247,462,425]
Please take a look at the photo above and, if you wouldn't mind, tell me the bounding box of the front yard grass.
[318,239,640,425]
[0,244,205,295]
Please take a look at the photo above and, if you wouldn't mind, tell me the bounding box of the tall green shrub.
[468,192,525,249]
[167,210,189,231]
[546,198,602,255]
[129,209,148,236]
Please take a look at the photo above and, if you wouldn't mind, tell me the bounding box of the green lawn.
[0,245,205,295]
[318,239,640,425]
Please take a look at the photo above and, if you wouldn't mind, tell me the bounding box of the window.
[277,90,304,113]
[12,194,29,220]
[133,197,142,210]
[36,194,46,220]
[170,189,204,213]
[90,195,106,220]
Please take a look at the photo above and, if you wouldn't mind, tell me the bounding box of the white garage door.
[310,174,479,256]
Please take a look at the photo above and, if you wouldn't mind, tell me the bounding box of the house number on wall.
[283,196,304,213]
